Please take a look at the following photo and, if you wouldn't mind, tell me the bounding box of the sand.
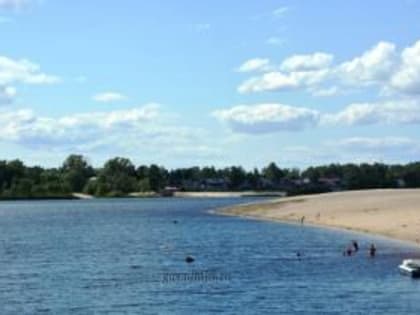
[174,191,286,198]
[221,189,420,246]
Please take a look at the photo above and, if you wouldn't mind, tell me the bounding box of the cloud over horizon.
[214,99,420,134]
[213,103,320,133]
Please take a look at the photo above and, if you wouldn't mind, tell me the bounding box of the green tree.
[61,155,94,192]
[262,162,285,183]
[97,157,137,195]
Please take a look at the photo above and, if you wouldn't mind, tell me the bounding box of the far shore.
[0,191,285,201]
[219,189,420,246]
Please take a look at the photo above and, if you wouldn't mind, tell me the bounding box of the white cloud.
[272,6,289,18]
[0,104,159,147]
[93,92,127,103]
[0,85,16,105]
[0,104,224,164]
[213,103,320,133]
[390,40,420,94]
[331,136,417,151]
[237,40,420,96]
[238,69,329,93]
[321,100,420,126]
[310,86,339,97]
[280,52,334,72]
[0,56,59,85]
[214,98,420,134]
[337,41,397,85]
[237,58,271,73]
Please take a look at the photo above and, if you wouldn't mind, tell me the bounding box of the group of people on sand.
[343,240,376,257]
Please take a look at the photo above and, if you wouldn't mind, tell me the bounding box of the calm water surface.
[0,198,420,314]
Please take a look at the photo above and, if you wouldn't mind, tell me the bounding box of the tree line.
[1,155,420,199]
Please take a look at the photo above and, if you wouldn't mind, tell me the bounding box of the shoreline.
[218,189,420,248]
[0,191,286,201]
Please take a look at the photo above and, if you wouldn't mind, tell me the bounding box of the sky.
[1,0,420,169]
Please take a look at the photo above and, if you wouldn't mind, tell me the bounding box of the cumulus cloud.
[93,92,127,103]
[237,40,420,96]
[390,40,420,94]
[212,103,320,133]
[214,98,420,134]
[0,85,16,105]
[0,104,224,163]
[0,56,59,85]
[0,104,160,147]
[238,69,329,93]
[321,100,420,126]
[280,52,334,72]
[237,58,271,73]
[337,41,397,85]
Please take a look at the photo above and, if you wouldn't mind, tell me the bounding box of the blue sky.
[1,0,420,169]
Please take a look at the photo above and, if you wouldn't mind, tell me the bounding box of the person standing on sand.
[300,216,305,225]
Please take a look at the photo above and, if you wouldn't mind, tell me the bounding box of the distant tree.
[138,178,151,192]
[61,155,95,192]
[96,157,137,195]
[226,166,246,190]
[262,162,285,183]
[148,164,167,191]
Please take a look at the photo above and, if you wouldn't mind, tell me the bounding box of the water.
[0,198,420,314]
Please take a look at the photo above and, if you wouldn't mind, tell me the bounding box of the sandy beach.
[221,189,420,245]
[174,191,286,198]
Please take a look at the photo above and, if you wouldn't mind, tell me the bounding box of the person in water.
[369,243,376,257]
[352,240,359,252]
[344,245,353,256]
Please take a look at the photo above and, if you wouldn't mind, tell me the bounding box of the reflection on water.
[0,198,420,314]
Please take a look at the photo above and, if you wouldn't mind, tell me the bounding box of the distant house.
[291,177,311,186]
[396,178,406,188]
[318,177,342,191]
[259,178,276,190]
[201,178,229,191]
[181,180,201,191]
[161,186,179,197]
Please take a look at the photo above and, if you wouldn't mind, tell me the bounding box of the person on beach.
[369,244,376,257]
[300,216,305,225]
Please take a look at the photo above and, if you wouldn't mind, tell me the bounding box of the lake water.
[1,198,420,314]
